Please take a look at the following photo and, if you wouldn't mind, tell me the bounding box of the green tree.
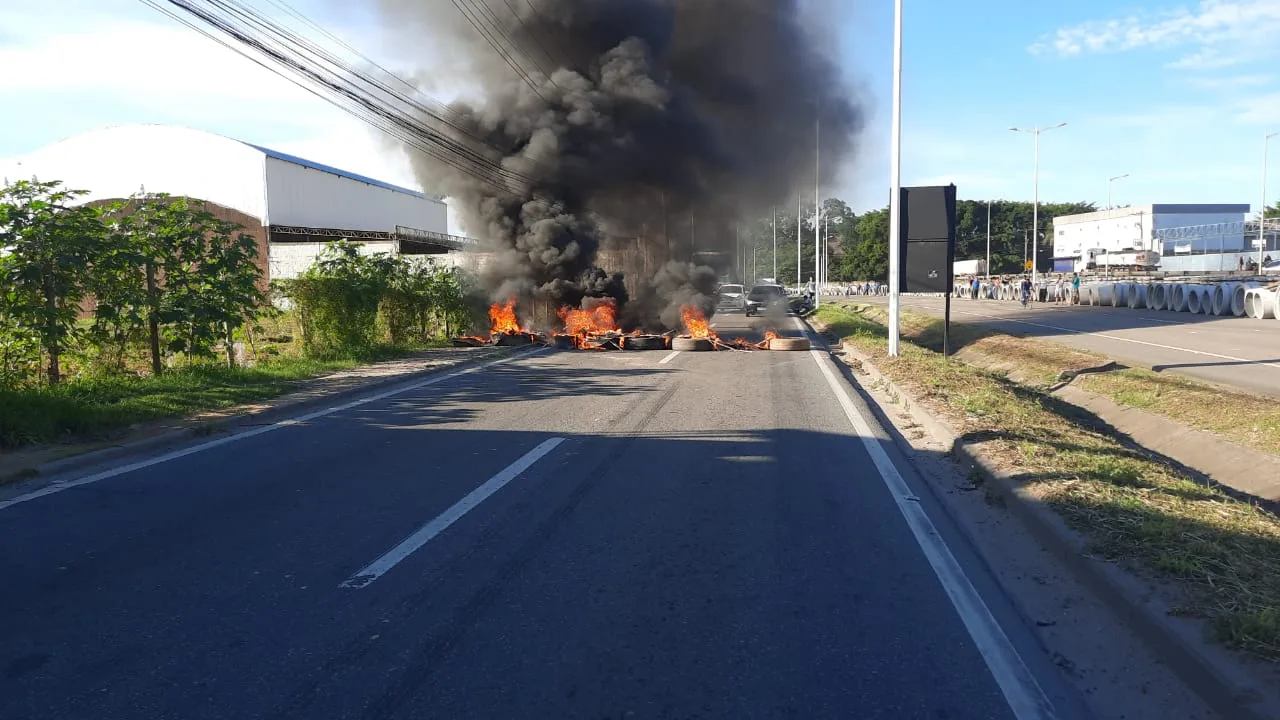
[276,241,399,356]
[0,180,109,384]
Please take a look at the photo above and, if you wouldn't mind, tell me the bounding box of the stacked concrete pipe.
[1244,288,1277,319]
[1186,285,1210,314]
[1127,283,1148,309]
[1169,284,1190,312]
[1149,283,1168,311]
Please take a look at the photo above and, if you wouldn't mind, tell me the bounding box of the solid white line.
[339,437,565,589]
[658,351,680,365]
[798,320,1054,719]
[884,299,1280,371]
[0,349,547,513]
[948,308,1280,371]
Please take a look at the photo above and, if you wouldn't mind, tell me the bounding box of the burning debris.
[376,0,862,333]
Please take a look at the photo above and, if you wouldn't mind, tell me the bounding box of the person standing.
[1071,272,1081,304]
[1020,275,1032,307]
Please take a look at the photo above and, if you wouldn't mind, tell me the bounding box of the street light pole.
[1010,122,1067,285]
[772,206,777,281]
[1107,173,1130,209]
[887,0,903,356]
[814,108,821,309]
[1262,131,1278,270]
[986,200,992,279]
[796,193,802,289]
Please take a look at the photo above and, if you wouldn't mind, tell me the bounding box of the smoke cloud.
[375,0,862,330]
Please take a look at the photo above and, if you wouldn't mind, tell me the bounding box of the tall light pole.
[887,0,903,356]
[1107,173,1129,209]
[1261,131,1278,270]
[797,193,802,289]
[1010,122,1067,285]
[814,108,822,309]
[986,200,992,279]
[772,206,777,281]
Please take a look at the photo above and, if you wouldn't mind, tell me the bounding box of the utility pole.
[986,200,992,279]
[887,0,903,355]
[797,193,803,289]
[772,205,777,281]
[1262,131,1277,270]
[1010,122,1067,284]
[814,107,821,309]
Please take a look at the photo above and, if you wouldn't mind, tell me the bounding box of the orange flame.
[764,330,779,342]
[489,298,524,335]
[680,306,716,339]
[558,299,619,337]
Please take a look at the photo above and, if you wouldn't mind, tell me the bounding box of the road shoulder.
[807,311,1280,720]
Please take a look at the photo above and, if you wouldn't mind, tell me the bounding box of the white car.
[1263,260,1280,275]
[717,284,746,311]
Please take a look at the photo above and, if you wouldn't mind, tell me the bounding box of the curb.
[18,346,522,483]
[811,323,1279,720]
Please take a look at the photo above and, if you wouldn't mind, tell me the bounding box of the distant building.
[2,124,477,282]
[1051,204,1250,261]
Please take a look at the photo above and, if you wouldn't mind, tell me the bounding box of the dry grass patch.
[815,303,1280,661]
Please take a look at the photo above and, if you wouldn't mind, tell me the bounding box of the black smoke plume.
[375,0,861,329]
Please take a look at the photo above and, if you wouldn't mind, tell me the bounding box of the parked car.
[1262,259,1280,275]
[717,284,746,312]
[745,284,788,316]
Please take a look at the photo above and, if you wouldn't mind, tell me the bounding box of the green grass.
[815,302,1280,662]
[0,342,454,450]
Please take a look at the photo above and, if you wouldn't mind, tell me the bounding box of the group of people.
[961,273,1083,307]
[1238,256,1273,272]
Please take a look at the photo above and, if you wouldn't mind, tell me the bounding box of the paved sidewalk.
[0,345,512,482]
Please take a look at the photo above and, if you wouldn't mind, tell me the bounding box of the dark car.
[745,284,788,316]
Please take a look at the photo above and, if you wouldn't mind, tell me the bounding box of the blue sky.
[3,0,1279,220]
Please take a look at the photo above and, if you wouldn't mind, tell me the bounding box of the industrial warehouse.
[1,124,475,282]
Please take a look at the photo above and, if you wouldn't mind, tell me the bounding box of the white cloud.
[1029,0,1280,68]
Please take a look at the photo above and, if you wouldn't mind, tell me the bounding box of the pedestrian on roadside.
[1071,273,1081,304]
[1020,276,1031,307]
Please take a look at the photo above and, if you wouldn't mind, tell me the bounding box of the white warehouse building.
[1,124,475,281]
[1052,204,1250,266]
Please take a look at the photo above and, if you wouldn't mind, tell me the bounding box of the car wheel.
[768,337,810,351]
[671,337,714,352]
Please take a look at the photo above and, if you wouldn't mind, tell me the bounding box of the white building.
[1052,204,1250,261]
[2,124,475,280]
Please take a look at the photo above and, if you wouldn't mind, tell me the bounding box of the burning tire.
[622,335,667,351]
[492,332,533,347]
[671,337,713,352]
[767,337,810,351]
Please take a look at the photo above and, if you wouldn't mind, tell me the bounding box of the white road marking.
[0,349,548,513]
[339,437,565,589]
[945,308,1280,371]
[797,317,1055,719]
[658,351,680,364]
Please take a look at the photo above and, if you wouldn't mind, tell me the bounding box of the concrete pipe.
[1186,285,1208,314]
[1143,282,1159,310]
[1244,288,1277,319]
[1212,283,1237,316]
[1127,284,1148,309]
[1096,283,1115,306]
[1197,285,1217,315]
[1274,290,1280,322]
[1111,283,1127,307]
[1150,283,1167,311]
[1230,282,1260,317]
[1169,284,1190,312]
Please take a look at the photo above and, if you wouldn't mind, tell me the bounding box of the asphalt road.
[0,314,1086,719]
[851,294,1280,397]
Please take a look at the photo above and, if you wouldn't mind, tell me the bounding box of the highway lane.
[853,294,1280,397]
[0,315,1080,719]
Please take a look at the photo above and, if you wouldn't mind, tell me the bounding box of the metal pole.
[772,206,777,281]
[887,0,903,356]
[1263,132,1277,270]
[986,200,991,279]
[1033,128,1040,286]
[814,108,821,309]
[797,193,802,289]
